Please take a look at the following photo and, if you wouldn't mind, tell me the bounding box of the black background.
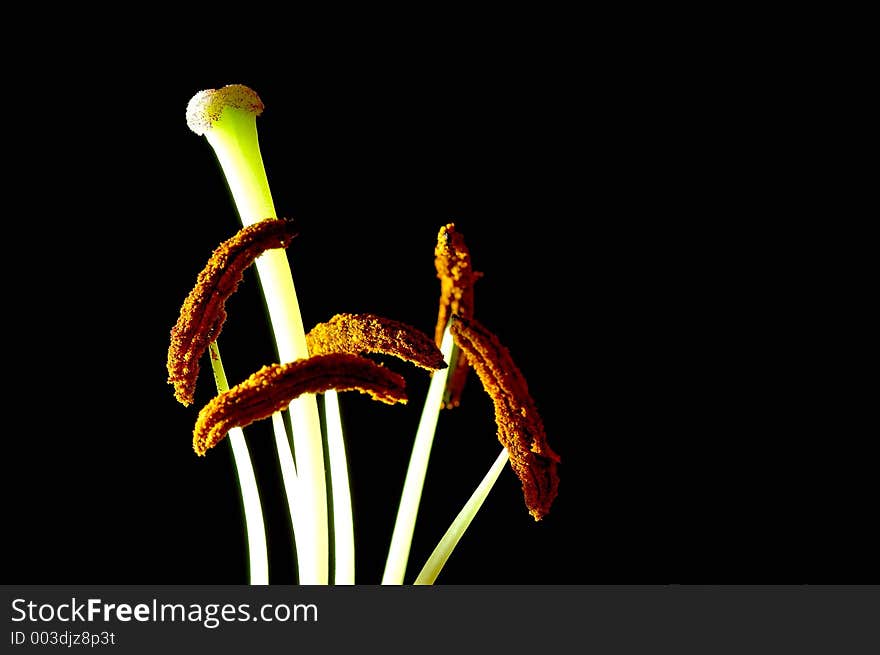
[3,47,871,585]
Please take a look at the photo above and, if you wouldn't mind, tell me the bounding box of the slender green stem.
[271,411,299,546]
[208,342,269,585]
[382,326,455,584]
[324,390,355,584]
[413,448,509,585]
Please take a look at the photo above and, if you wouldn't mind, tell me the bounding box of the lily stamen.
[167,217,299,406]
[434,223,482,408]
[306,312,447,372]
[193,353,408,456]
[449,314,560,521]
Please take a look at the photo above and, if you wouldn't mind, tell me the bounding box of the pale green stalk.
[414,448,509,585]
[271,411,298,534]
[382,325,455,584]
[187,85,329,583]
[324,391,355,584]
[208,342,269,585]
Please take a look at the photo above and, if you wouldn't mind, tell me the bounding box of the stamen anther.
[167,218,299,405]
[434,223,481,408]
[306,312,447,372]
[449,315,559,520]
[193,353,408,456]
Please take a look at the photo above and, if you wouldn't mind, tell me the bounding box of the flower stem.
[413,447,509,585]
[324,390,355,584]
[381,326,455,584]
[271,411,299,542]
[190,86,328,583]
[208,342,269,585]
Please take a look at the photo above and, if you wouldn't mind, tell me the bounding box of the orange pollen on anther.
[306,312,447,372]
[167,218,299,407]
[434,223,482,408]
[192,353,408,456]
[449,315,560,521]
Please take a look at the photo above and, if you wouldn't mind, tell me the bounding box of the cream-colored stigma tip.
[185,84,265,135]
